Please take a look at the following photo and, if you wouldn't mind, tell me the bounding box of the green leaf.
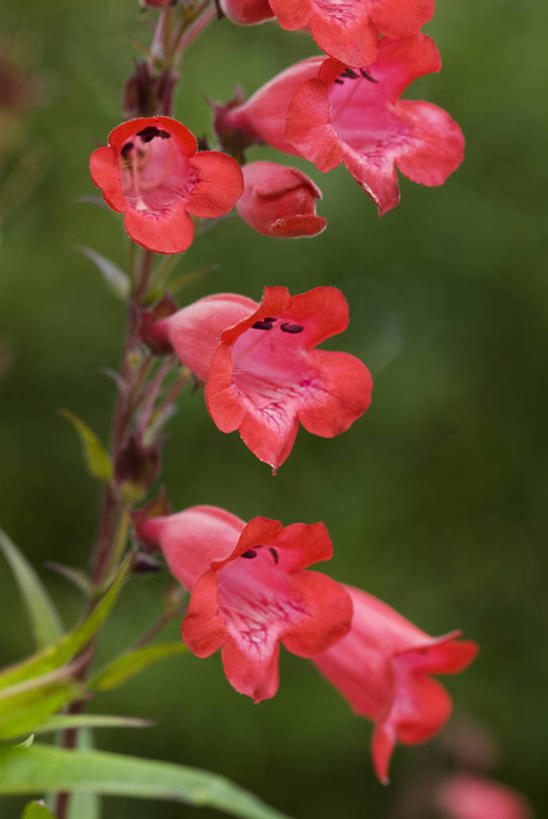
[0,529,63,649]
[91,642,187,691]
[60,410,113,482]
[22,802,55,819]
[34,714,153,734]
[0,665,83,739]
[68,729,100,819]
[76,245,129,300]
[0,558,129,691]
[0,745,292,819]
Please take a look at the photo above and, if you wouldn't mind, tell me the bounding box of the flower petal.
[371,721,397,785]
[393,99,465,187]
[286,78,344,172]
[299,349,373,437]
[124,201,195,254]
[268,0,311,29]
[368,0,435,39]
[239,407,300,470]
[365,34,441,101]
[341,145,401,215]
[309,3,379,68]
[282,286,349,346]
[221,636,280,702]
[108,116,197,158]
[89,146,125,212]
[282,571,352,655]
[181,569,226,656]
[185,151,244,218]
[271,521,333,570]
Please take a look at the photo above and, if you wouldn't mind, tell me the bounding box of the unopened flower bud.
[236,161,326,238]
[115,435,160,504]
[220,0,274,25]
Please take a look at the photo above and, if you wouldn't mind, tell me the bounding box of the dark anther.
[269,547,279,565]
[334,78,344,85]
[136,125,171,143]
[342,68,359,79]
[121,142,134,158]
[280,322,304,334]
[263,317,277,323]
[252,320,274,330]
[241,549,258,559]
[359,68,378,82]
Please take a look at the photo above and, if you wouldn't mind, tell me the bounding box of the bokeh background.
[1,0,547,817]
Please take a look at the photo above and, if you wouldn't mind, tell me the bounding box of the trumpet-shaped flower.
[152,286,372,469]
[90,116,243,254]
[268,0,433,67]
[313,585,478,783]
[237,161,326,237]
[138,505,353,702]
[219,36,464,215]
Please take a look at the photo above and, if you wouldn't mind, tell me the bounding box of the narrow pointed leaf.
[0,559,129,690]
[76,245,129,300]
[91,642,187,691]
[0,529,63,649]
[0,664,84,739]
[60,410,113,482]
[34,714,153,734]
[43,562,92,596]
[22,802,55,819]
[0,744,292,819]
[68,729,100,819]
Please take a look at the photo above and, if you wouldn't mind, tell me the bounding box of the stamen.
[263,317,277,323]
[136,125,172,143]
[280,323,303,334]
[342,68,359,79]
[241,549,258,559]
[269,547,279,565]
[121,142,134,158]
[334,78,344,85]
[252,320,274,330]
[359,68,378,83]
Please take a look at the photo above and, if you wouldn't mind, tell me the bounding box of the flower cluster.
[88,0,477,787]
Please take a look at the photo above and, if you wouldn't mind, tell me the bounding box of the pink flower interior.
[217,544,305,653]
[119,125,196,214]
[328,67,404,157]
[229,314,322,425]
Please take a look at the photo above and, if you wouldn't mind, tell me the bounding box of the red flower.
[437,775,533,819]
[268,0,433,67]
[313,585,478,783]
[220,36,464,215]
[89,116,243,254]
[236,161,326,237]
[220,0,275,25]
[153,286,372,469]
[138,505,353,702]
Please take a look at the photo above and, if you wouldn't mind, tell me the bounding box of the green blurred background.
[1,0,547,816]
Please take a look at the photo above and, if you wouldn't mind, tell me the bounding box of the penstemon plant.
[0,1,479,817]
